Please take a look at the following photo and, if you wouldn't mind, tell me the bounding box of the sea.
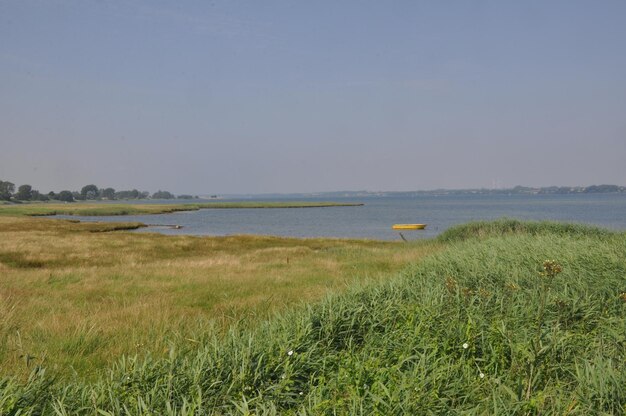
[55,193,626,241]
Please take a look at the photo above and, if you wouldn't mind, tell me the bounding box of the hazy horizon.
[2,1,625,194]
[2,180,625,198]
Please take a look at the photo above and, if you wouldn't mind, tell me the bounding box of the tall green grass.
[1,221,625,414]
[437,218,614,242]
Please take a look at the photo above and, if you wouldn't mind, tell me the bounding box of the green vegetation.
[80,184,99,200]
[0,178,175,201]
[1,219,624,414]
[152,190,176,199]
[0,180,15,201]
[0,215,433,380]
[0,201,364,217]
[437,217,614,242]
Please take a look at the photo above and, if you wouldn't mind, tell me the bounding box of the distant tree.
[115,189,140,199]
[177,194,194,199]
[31,190,48,201]
[101,187,116,200]
[139,191,150,199]
[0,180,15,201]
[81,184,99,200]
[584,184,619,194]
[72,191,84,201]
[15,184,33,201]
[152,190,175,199]
[48,191,57,200]
[57,190,74,202]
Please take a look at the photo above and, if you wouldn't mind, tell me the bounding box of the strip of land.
[0,201,363,217]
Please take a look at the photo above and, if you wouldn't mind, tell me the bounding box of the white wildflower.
[287,350,294,356]
[479,372,485,379]
[462,343,469,349]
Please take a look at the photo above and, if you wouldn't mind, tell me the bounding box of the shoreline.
[0,201,364,217]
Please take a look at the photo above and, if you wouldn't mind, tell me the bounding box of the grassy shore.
[0,216,437,381]
[0,201,363,217]
[1,219,625,414]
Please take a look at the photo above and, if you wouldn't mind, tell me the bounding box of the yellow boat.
[392,223,427,230]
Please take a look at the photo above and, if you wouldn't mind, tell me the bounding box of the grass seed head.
[540,259,563,278]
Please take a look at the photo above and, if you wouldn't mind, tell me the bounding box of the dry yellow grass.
[0,201,362,217]
[0,216,440,380]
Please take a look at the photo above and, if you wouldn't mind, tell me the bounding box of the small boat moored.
[392,223,427,230]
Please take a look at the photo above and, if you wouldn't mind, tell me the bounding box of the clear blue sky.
[1,1,625,194]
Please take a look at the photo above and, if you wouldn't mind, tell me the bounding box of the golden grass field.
[0,201,362,217]
[0,215,440,380]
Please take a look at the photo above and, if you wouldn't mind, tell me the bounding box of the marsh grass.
[0,216,436,381]
[0,201,362,217]
[437,217,614,242]
[1,219,625,414]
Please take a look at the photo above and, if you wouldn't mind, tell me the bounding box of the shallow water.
[54,193,626,241]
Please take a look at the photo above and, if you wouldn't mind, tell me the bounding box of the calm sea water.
[56,193,626,241]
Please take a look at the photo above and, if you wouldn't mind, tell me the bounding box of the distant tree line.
[0,179,199,203]
[379,184,626,197]
[490,185,626,195]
